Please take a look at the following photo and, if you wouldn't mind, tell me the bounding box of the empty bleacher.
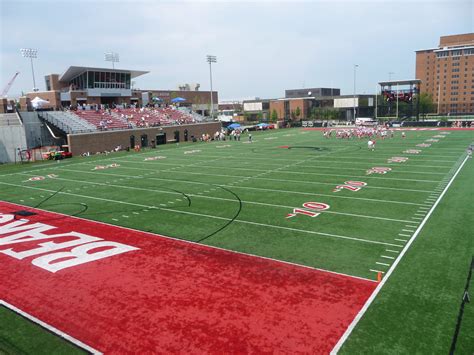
[40,111,97,133]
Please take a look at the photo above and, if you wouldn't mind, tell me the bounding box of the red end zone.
[0,201,376,353]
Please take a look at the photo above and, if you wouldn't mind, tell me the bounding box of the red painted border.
[0,201,376,353]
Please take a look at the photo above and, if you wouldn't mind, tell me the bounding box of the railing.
[40,112,97,134]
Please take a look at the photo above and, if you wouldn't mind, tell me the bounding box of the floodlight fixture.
[206,55,217,64]
[20,48,38,91]
[104,52,120,69]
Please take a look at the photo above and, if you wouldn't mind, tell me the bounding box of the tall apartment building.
[416,33,474,114]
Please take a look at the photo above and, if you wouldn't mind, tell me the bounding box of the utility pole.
[353,64,359,120]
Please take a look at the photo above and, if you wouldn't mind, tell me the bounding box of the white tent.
[31,96,50,109]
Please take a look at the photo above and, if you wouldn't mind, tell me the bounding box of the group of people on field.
[323,127,394,140]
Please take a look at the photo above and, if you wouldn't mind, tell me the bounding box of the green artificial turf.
[0,306,85,354]
[340,147,474,354]
[0,127,472,353]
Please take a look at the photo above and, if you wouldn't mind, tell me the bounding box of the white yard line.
[116,159,445,182]
[0,181,403,248]
[80,164,437,193]
[54,167,428,207]
[20,173,416,224]
[111,159,442,185]
[0,300,102,354]
[331,154,469,354]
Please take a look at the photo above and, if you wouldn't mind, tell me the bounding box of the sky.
[1,0,473,101]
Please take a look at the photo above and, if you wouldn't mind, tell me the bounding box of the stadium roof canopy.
[59,66,149,82]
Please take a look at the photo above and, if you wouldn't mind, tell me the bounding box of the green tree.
[418,93,436,119]
[271,109,278,122]
[295,106,301,120]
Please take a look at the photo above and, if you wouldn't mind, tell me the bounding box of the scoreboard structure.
[378,79,421,120]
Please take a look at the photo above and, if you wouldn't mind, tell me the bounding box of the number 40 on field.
[286,202,330,219]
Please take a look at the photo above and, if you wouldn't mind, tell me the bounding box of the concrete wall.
[0,116,27,163]
[67,122,221,156]
[19,111,61,148]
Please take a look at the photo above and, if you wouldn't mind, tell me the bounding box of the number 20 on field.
[286,202,330,219]
[333,180,367,192]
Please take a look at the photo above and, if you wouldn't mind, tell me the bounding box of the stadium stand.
[73,110,129,130]
[0,113,22,127]
[38,107,208,134]
[40,111,97,133]
[113,107,204,128]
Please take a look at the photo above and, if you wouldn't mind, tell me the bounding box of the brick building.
[23,66,218,115]
[416,33,474,114]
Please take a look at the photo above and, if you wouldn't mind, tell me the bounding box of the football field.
[0,127,473,353]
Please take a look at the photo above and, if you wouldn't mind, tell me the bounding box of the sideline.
[330,154,470,354]
[0,300,102,354]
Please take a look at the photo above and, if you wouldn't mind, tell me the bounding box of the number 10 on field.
[286,202,330,219]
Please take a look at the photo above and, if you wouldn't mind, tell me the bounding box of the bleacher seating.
[39,107,208,134]
[112,107,199,128]
[72,110,129,130]
[40,111,97,133]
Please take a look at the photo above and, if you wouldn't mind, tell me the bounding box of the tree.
[295,106,301,120]
[418,93,435,119]
[271,109,278,122]
[290,110,296,120]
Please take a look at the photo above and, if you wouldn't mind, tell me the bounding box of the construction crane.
[1,71,20,98]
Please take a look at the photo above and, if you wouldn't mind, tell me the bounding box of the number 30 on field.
[286,202,330,219]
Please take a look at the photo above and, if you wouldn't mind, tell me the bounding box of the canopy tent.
[227,123,241,130]
[171,97,186,103]
[31,96,50,109]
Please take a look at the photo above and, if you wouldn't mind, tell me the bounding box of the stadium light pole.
[20,48,38,92]
[389,72,395,81]
[104,52,120,69]
[206,55,217,118]
[353,64,359,120]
